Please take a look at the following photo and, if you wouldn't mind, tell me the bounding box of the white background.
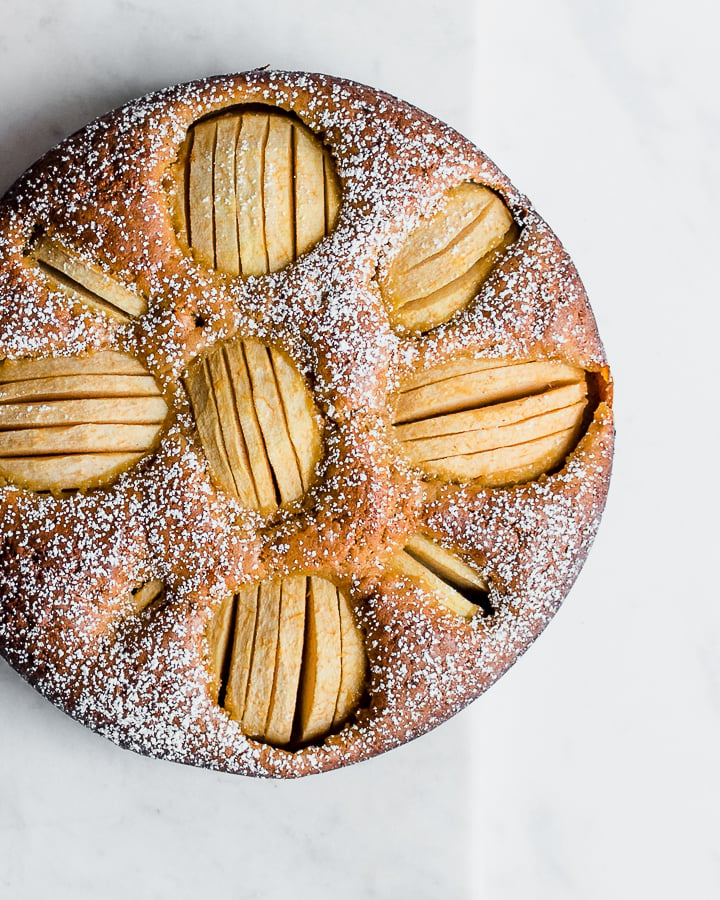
[1,1,718,897]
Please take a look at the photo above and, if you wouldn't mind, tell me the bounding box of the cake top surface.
[0,70,613,777]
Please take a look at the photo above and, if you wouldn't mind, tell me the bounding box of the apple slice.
[205,593,236,703]
[0,397,167,428]
[224,585,259,722]
[263,115,295,272]
[32,236,147,320]
[242,579,282,738]
[0,374,160,405]
[424,425,582,484]
[404,533,488,595]
[398,355,517,393]
[224,341,277,515]
[399,393,586,459]
[0,351,148,381]
[243,340,304,504]
[184,358,238,498]
[390,550,478,619]
[264,575,307,746]
[0,423,162,456]
[298,576,342,743]
[129,579,164,614]
[236,113,269,276]
[294,122,326,257]
[188,118,216,269]
[324,151,341,233]
[395,359,585,424]
[269,346,321,491]
[213,114,241,276]
[206,349,257,507]
[0,452,145,492]
[333,589,367,728]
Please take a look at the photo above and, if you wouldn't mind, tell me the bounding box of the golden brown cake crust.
[0,70,613,777]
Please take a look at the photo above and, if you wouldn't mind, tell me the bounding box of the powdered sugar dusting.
[0,71,613,777]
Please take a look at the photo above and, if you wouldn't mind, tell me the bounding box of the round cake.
[0,70,613,777]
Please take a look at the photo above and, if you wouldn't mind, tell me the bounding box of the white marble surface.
[0,1,718,897]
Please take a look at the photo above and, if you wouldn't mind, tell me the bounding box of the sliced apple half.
[206,575,367,749]
[388,532,488,620]
[172,108,341,276]
[0,350,169,492]
[184,337,322,514]
[393,357,588,487]
[379,182,518,332]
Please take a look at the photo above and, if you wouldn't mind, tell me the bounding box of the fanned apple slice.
[241,579,282,738]
[130,580,165,614]
[0,453,145,492]
[0,397,167,428]
[223,585,258,722]
[213,115,241,276]
[263,115,295,272]
[206,575,367,749]
[264,575,307,746]
[176,108,341,276]
[389,533,487,620]
[269,347,322,491]
[294,122,326,256]
[236,112,269,276]
[298,576,343,743]
[188,118,217,269]
[30,236,147,321]
[333,588,367,728]
[184,358,238,498]
[224,342,277,515]
[398,355,519,392]
[0,351,147,381]
[393,356,587,487]
[0,351,169,492]
[206,350,257,507]
[405,533,488,595]
[0,423,162,456]
[424,426,583,485]
[186,337,322,513]
[395,359,585,423]
[205,592,236,703]
[0,374,160,405]
[379,182,517,332]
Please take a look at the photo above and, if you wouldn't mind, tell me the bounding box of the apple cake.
[0,71,613,777]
